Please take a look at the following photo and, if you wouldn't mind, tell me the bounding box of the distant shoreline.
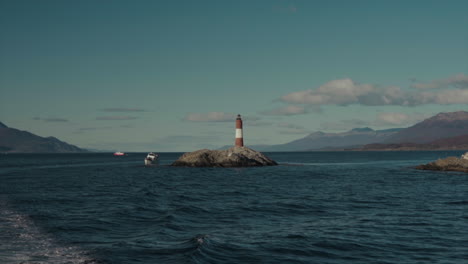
[345,143,468,151]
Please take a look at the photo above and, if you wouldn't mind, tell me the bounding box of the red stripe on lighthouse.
[235,114,244,147]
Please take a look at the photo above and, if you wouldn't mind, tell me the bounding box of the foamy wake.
[0,200,101,264]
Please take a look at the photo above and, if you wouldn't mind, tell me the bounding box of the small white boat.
[145,152,159,165]
[114,151,125,156]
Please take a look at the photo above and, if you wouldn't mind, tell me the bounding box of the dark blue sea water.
[1,151,468,264]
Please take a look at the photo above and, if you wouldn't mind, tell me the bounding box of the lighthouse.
[235,114,244,147]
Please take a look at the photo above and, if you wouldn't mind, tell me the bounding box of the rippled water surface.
[1,151,468,263]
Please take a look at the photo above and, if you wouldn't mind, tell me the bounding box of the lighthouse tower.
[235,114,244,147]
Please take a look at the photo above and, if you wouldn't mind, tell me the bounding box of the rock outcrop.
[171,146,278,167]
[415,156,468,173]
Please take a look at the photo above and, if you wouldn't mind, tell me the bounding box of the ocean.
[1,151,467,264]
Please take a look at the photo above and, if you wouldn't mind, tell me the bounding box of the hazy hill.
[247,127,402,152]
[0,122,87,153]
[356,133,468,151]
[384,111,468,143]
[261,111,468,151]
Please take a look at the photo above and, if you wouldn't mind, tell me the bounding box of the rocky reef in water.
[171,146,278,167]
[416,156,468,173]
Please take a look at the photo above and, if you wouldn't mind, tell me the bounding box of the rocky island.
[416,154,468,173]
[171,146,278,167]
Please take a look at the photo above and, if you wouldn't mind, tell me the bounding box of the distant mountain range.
[228,111,468,152]
[249,127,403,151]
[4,110,468,153]
[0,122,87,153]
[355,134,468,151]
[383,111,468,143]
[354,111,468,150]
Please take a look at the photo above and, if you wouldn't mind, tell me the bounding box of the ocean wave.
[445,200,468,205]
[2,152,468,263]
[279,161,385,166]
[0,200,103,264]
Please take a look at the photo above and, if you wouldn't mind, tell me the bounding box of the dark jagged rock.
[415,156,468,173]
[171,146,277,167]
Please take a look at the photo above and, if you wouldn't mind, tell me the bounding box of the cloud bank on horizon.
[188,73,468,122]
[183,112,260,122]
[181,73,468,134]
[100,108,146,112]
[279,73,468,107]
[33,117,69,122]
[96,116,138,121]
[411,74,468,90]
[260,105,311,116]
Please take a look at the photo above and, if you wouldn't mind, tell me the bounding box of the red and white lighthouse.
[235,114,244,147]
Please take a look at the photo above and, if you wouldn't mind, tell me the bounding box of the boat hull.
[145,159,158,166]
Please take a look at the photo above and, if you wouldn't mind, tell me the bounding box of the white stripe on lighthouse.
[236,128,243,138]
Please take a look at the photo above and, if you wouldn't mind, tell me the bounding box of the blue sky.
[1,0,467,151]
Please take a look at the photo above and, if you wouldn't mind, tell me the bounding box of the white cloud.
[280,79,409,106]
[276,122,309,135]
[407,89,468,105]
[96,116,137,120]
[280,79,366,105]
[411,73,468,90]
[278,129,309,135]
[184,112,236,122]
[431,89,468,104]
[100,108,146,112]
[320,119,371,131]
[44,118,69,122]
[183,112,259,122]
[74,126,113,133]
[79,127,108,131]
[260,105,309,116]
[33,117,69,122]
[280,75,468,107]
[374,112,428,126]
[277,122,304,129]
[245,120,273,127]
[375,113,410,125]
[160,135,218,142]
